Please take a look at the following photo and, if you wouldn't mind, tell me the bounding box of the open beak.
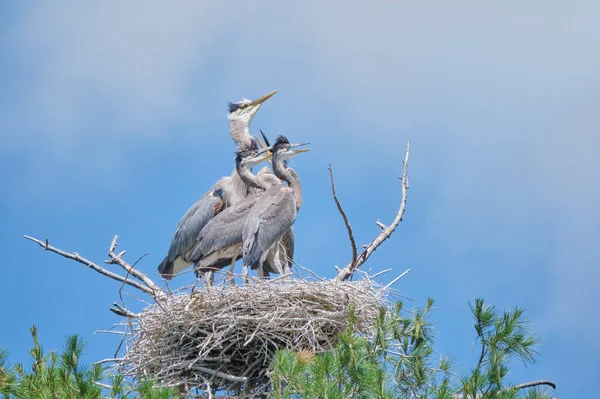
[282,145,311,160]
[255,129,272,149]
[289,148,311,155]
[253,148,274,164]
[289,142,310,149]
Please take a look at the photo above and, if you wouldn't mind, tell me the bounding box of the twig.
[328,164,358,268]
[513,380,556,391]
[383,269,410,289]
[24,235,156,296]
[106,235,165,299]
[335,141,410,282]
[110,302,139,318]
[93,358,123,365]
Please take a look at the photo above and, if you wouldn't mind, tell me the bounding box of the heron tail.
[157,257,175,280]
[158,256,191,280]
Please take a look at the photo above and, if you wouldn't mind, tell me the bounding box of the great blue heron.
[254,132,296,278]
[242,135,308,276]
[157,90,277,280]
[189,139,309,282]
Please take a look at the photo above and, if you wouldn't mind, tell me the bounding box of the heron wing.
[282,227,295,268]
[188,193,262,262]
[157,187,224,279]
[242,185,297,270]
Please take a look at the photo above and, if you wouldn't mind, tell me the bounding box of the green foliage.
[269,298,554,399]
[459,299,539,399]
[0,326,176,399]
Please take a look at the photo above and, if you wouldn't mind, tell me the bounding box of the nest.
[116,276,388,396]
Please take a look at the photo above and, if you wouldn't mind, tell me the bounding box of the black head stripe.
[274,135,289,145]
[228,102,240,113]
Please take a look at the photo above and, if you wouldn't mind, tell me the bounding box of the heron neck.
[236,164,270,192]
[273,156,303,210]
[226,168,250,206]
[229,118,253,150]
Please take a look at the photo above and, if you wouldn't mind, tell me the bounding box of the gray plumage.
[261,227,295,277]
[255,156,295,276]
[189,192,261,272]
[157,188,224,279]
[242,136,306,274]
[242,183,297,271]
[157,90,277,280]
[189,151,281,276]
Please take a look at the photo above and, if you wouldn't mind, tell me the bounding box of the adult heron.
[242,135,308,277]
[190,139,309,282]
[157,90,277,280]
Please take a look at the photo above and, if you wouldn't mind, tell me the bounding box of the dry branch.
[328,164,357,267]
[105,235,165,298]
[24,235,165,300]
[335,141,411,281]
[513,380,557,391]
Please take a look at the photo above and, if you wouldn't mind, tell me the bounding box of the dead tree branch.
[328,164,358,268]
[335,141,410,282]
[513,380,557,391]
[24,235,165,300]
[105,235,164,298]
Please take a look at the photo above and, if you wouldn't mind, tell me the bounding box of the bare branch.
[24,235,157,297]
[110,302,139,318]
[105,235,165,298]
[335,141,410,282]
[328,164,358,268]
[384,269,410,289]
[513,380,557,391]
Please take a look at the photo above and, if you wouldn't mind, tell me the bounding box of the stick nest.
[117,277,387,395]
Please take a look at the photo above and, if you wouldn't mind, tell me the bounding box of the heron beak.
[251,149,274,165]
[289,142,310,149]
[260,129,272,147]
[251,90,278,107]
[290,148,311,155]
[281,146,311,161]
[255,135,267,149]
[246,90,277,118]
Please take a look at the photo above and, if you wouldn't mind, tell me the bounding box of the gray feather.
[242,184,297,270]
[188,192,262,263]
[157,188,223,279]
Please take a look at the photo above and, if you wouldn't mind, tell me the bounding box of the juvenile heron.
[242,136,309,276]
[157,90,277,279]
[190,140,309,282]
[253,131,296,277]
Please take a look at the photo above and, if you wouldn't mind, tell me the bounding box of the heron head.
[227,90,278,123]
[272,135,311,161]
[235,140,273,170]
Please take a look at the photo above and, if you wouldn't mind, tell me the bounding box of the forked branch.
[24,235,166,300]
[105,235,164,297]
[335,141,410,282]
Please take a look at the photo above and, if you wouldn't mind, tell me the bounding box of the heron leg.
[203,271,215,287]
[226,257,237,286]
[241,264,249,285]
[257,266,270,280]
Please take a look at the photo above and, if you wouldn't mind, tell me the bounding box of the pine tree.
[0,326,176,399]
[269,299,555,399]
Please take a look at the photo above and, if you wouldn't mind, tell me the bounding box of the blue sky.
[1,1,598,397]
